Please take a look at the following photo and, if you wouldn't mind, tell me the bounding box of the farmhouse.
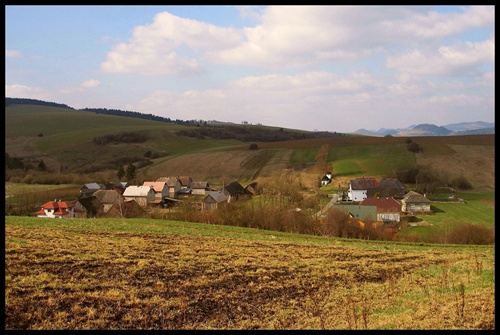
[190,181,214,196]
[221,181,246,202]
[401,191,432,213]
[321,172,333,186]
[122,185,156,207]
[202,191,228,210]
[360,197,401,222]
[156,177,182,197]
[35,199,79,218]
[142,181,169,201]
[347,177,377,202]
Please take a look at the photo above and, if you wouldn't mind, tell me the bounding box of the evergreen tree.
[125,164,136,181]
[116,165,125,180]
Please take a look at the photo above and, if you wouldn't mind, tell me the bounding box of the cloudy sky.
[5,5,494,133]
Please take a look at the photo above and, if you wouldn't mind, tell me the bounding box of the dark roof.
[378,178,405,189]
[222,181,245,195]
[191,181,209,189]
[350,178,378,190]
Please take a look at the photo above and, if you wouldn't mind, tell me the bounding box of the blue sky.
[5,5,494,133]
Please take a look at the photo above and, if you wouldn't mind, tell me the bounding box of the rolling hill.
[5,99,495,191]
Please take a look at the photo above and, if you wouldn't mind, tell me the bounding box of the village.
[34,173,436,230]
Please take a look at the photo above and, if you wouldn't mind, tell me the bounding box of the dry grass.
[5,218,495,330]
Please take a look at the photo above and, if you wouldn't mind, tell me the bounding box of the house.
[401,191,432,213]
[122,185,156,207]
[177,176,193,190]
[221,181,246,202]
[360,197,401,222]
[92,189,124,216]
[156,177,182,197]
[245,182,259,196]
[367,178,406,199]
[347,177,378,202]
[101,181,127,195]
[35,199,79,218]
[142,181,169,201]
[191,181,214,196]
[321,172,333,186]
[79,182,101,193]
[202,191,228,210]
[107,199,145,218]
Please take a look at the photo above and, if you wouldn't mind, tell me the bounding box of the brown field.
[415,144,495,192]
[5,219,495,330]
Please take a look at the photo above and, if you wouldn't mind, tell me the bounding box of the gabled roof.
[191,181,210,189]
[403,191,431,203]
[222,181,245,195]
[177,176,192,187]
[157,177,181,187]
[93,189,122,204]
[80,182,101,191]
[205,191,228,203]
[36,200,74,216]
[123,185,154,197]
[349,178,378,190]
[360,197,401,212]
[377,178,405,189]
[142,181,167,192]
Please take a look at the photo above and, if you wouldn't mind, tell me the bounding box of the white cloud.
[5,84,51,100]
[386,37,494,76]
[101,11,242,76]
[80,79,101,88]
[6,49,23,58]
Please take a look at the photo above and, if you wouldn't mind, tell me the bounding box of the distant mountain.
[355,121,494,137]
[442,121,494,132]
[396,124,452,136]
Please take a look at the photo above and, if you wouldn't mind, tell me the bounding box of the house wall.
[377,212,400,222]
[403,202,431,213]
[348,189,367,202]
[192,188,207,196]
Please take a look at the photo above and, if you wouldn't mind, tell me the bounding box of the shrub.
[451,175,473,190]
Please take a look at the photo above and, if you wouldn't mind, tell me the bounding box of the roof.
[403,191,431,203]
[142,181,167,192]
[349,178,378,190]
[178,188,192,194]
[158,177,181,187]
[177,176,192,186]
[80,182,101,190]
[191,181,209,189]
[222,181,245,195]
[333,204,377,221]
[205,191,228,203]
[123,185,154,197]
[360,197,401,212]
[93,189,122,204]
[36,200,74,216]
[377,178,405,189]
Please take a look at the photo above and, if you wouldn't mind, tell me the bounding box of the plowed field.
[5,218,495,330]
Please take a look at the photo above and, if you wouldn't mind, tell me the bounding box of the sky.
[5,5,495,133]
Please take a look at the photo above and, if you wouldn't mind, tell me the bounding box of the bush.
[445,223,494,245]
[407,142,421,153]
[451,175,473,190]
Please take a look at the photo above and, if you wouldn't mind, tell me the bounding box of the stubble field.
[5,217,495,330]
